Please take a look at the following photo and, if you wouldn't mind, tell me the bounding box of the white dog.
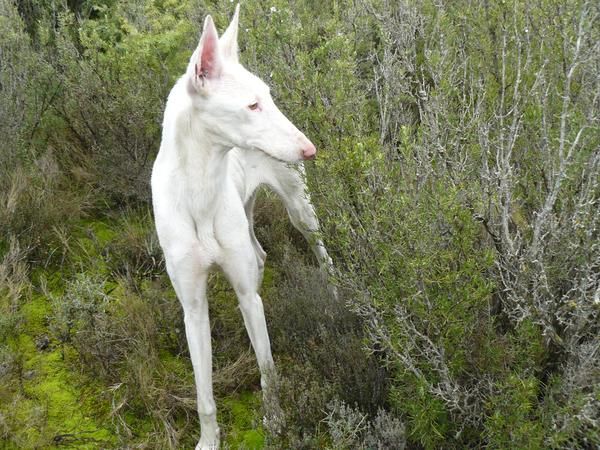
[151,5,333,448]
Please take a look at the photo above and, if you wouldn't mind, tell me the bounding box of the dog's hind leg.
[219,238,284,429]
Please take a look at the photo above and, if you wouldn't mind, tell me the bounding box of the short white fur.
[151,5,334,449]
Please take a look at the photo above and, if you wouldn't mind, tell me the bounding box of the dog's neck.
[171,104,233,212]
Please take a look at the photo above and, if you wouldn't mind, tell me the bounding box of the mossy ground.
[1,218,267,448]
[3,295,115,448]
[221,392,265,449]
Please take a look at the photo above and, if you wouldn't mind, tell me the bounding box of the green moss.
[1,276,116,448]
[87,220,117,244]
[261,266,276,294]
[2,340,115,447]
[19,295,49,335]
[159,350,190,379]
[26,350,114,443]
[221,391,265,449]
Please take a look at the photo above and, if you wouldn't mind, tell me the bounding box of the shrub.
[2,0,598,447]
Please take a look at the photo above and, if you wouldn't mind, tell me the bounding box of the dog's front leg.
[165,245,219,450]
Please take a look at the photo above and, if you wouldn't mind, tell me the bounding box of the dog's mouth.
[265,151,302,165]
[247,145,304,165]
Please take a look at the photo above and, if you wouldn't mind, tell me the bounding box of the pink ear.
[196,15,222,79]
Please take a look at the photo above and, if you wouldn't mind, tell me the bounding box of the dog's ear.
[220,4,240,63]
[189,15,222,92]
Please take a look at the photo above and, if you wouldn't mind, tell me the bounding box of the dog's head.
[186,5,316,162]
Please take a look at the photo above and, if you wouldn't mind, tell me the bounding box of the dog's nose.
[302,142,316,160]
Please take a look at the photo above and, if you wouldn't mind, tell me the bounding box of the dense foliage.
[1,0,598,448]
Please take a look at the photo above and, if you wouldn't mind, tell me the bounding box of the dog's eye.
[248,102,259,111]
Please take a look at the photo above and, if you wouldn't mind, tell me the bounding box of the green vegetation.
[1,0,598,448]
